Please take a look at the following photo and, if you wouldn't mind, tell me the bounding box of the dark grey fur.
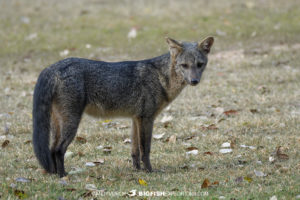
[32,37,214,177]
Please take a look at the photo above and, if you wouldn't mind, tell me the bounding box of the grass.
[0,0,299,199]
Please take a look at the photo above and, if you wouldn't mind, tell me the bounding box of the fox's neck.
[150,53,187,102]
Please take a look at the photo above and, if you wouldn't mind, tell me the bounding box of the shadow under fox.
[33,37,214,177]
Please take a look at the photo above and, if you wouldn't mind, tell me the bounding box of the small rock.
[65,151,73,158]
[85,44,91,49]
[59,49,69,57]
[85,162,96,167]
[153,133,165,140]
[221,142,231,148]
[20,16,30,24]
[254,169,267,177]
[269,156,275,162]
[85,184,97,191]
[186,149,199,155]
[15,177,31,183]
[123,138,131,144]
[270,195,277,200]
[256,161,262,165]
[219,149,232,154]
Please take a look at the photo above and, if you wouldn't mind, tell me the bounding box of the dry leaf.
[270,196,278,200]
[160,115,173,123]
[276,146,289,161]
[99,119,112,124]
[128,27,137,39]
[24,140,32,144]
[14,189,28,199]
[93,159,104,165]
[244,176,253,182]
[167,135,176,144]
[258,85,269,94]
[221,142,231,148]
[277,153,289,161]
[160,115,173,127]
[200,124,218,131]
[254,169,267,177]
[81,191,93,198]
[103,146,112,154]
[15,177,31,183]
[59,49,69,57]
[153,133,165,140]
[230,138,237,148]
[76,136,87,144]
[138,178,147,186]
[201,178,210,188]
[59,177,68,186]
[123,138,131,144]
[68,167,85,175]
[186,149,198,155]
[186,147,198,151]
[235,176,243,183]
[78,151,84,157]
[204,151,213,155]
[250,109,258,113]
[185,146,199,155]
[180,164,189,169]
[85,44,91,49]
[65,188,76,192]
[215,107,225,114]
[65,151,74,158]
[269,156,275,163]
[85,162,96,167]
[240,144,256,149]
[223,109,238,116]
[184,135,195,141]
[212,181,219,186]
[116,124,129,129]
[2,140,10,148]
[85,184,97,191]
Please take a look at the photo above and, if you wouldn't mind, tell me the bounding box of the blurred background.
[1,0,300,71]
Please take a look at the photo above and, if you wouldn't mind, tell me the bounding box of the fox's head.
[166,36,214,86]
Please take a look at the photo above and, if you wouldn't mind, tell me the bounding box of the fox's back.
[47,57,165,118]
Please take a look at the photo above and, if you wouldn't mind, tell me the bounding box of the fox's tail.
[32,69,57,173]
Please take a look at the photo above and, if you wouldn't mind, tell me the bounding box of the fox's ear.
[198,37,214,54]
[166,37,183,57]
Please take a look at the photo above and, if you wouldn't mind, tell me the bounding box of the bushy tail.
[32,69,56,173]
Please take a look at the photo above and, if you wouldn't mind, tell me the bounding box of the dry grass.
[0,0,299,199]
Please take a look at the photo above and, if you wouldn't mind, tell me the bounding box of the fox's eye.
[181,64,188,69]
[197,62,204,68]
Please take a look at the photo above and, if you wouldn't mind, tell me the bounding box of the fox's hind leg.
[54,112,82,177]
[131,118,141,170]
[50,107,61,174]
[50,99,84,177]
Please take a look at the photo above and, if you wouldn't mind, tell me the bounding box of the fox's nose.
[191,79,199,85]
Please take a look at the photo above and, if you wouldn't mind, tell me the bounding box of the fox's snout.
[190,79,199,86]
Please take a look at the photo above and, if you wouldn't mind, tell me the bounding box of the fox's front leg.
[137,117,154,172]
[131,119,141,170]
